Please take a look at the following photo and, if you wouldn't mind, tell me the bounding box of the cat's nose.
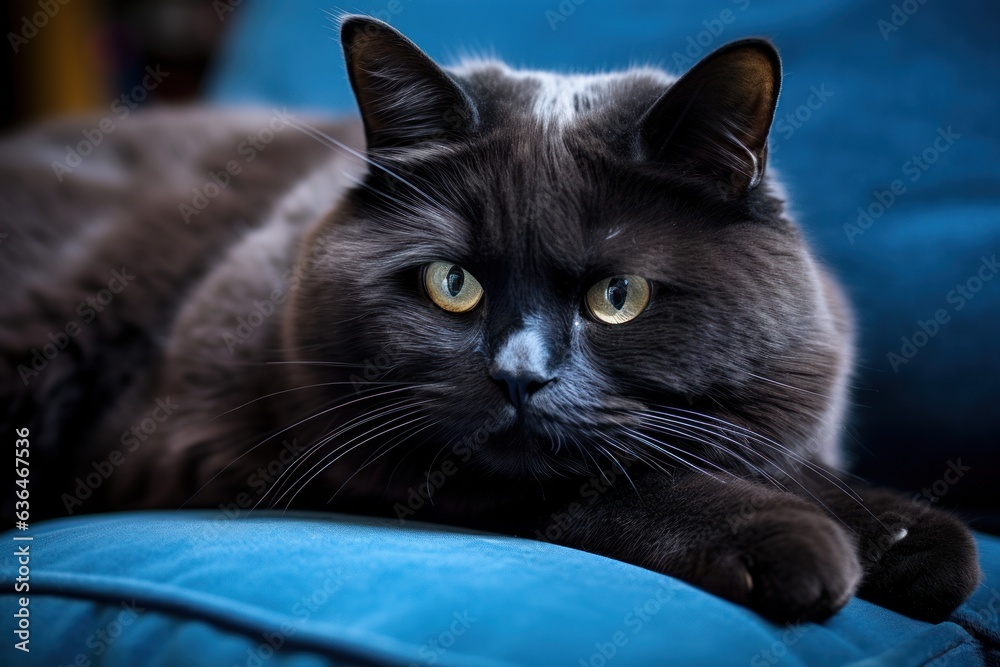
[490,369,554,409]
[490,324,555,408]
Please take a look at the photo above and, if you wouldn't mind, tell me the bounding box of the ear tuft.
[340,16,477,151]
[639,39,781,194]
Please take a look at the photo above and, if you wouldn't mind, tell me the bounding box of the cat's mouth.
[408,381,650,478]
[467,427,595,479]
[449,400,645,479]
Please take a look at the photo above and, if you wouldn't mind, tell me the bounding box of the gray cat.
[0,16,980,622]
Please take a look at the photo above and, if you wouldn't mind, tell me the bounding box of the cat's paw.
[858,507,981,621]
[694,508,862,623]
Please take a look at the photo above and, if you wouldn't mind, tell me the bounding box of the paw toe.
[860,511,981,621]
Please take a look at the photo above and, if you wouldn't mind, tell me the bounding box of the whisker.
[274,411,432,510]
[638,414,787,491]
[254,397,431,511]
[747,372,827,398]
[640,405,884,532]
[286,117,445,211]
[179,385,420,508]
[618,426,732,481]
[328,418,443,505]
[644,406,865,501]
[382,422,452,496]
[210,380,406,421]
[281,411,432,513]
[598,434,669,476]
[593,441,639,496]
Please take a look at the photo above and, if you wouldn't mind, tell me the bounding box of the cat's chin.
[462,422,595,481]
[474,447,590,481]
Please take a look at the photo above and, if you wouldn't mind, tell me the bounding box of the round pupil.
[607,278,629,311]
[445,266,464,297]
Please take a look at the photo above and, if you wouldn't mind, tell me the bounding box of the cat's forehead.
[449,61,675,130]
[406,136,686,282]
[376,65,714,278]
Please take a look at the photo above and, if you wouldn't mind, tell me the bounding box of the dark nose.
[491,370,554,408]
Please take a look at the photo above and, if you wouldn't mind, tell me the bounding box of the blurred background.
[3,0,999,529]
[1,0,224,130]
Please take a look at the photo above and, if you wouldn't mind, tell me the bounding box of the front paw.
[694,508,862,623]
[858,507,981,621]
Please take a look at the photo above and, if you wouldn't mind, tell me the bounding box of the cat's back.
[0,107,359,286]
[0,107,362,517]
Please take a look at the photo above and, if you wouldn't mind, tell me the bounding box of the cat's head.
[286,17,851,480]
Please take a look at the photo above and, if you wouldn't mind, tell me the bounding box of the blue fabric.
[206,0,1000,516]
[2,512,999,666]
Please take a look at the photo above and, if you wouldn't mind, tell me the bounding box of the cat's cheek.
[580,482,601,504]
[453,442,474,463]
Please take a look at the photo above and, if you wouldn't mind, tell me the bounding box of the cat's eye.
[423,261,484,313]
[585,274,650,324]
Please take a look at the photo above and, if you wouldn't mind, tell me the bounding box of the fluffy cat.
[0,16,980,623]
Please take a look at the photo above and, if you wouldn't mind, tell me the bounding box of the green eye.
[423,261,484,313]
[585,274,650,324]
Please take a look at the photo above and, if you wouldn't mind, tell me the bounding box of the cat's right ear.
[638,39,781,195]
[340,16,478,150]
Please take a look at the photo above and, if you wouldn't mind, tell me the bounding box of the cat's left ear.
[638,39,780,193]
[340,16,478,150]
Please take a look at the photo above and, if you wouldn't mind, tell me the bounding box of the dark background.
[1,0,219,131]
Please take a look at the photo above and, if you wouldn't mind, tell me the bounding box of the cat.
[0,15,981,624]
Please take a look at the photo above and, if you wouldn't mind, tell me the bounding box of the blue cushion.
[2,512,998,665]
[206,0,1000,518]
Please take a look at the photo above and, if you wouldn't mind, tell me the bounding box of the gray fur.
[0,17,979,624]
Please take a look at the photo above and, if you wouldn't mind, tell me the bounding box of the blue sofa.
[2,512,999,665]
[5,1,997,665]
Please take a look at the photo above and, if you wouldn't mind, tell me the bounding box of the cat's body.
[1,17,980,623]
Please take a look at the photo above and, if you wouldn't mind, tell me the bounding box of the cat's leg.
[788,466,981,621]
[537,470,862,622]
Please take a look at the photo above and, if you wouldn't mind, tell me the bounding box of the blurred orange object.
[15,0,110,123]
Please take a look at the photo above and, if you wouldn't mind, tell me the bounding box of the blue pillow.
[2,512,999,665]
